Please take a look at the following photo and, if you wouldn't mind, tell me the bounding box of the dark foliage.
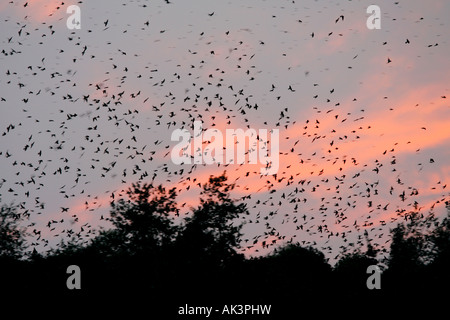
[0,199,26,260]
[1,176,449,314]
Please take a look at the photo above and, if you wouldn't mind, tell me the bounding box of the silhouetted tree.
[108,183,179,255]
[387,211,435,272]
[29,182,180,297]
[383,210,446,293]
[0,200,26,260]
[177,173,247,267]
[333,228,379,293]
[0,200,28,295]
[429,207,450,260]
[7,176,448,308]
[170,173,248,298]
[241,243,332,301]
[426,203,450,286]
[333,251,378,294]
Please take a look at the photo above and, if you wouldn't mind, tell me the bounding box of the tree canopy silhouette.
[177,173,247,267]
[384,204,450,292]
[0,178,449,310]
[0,200,26,260]
[106,182,178,256]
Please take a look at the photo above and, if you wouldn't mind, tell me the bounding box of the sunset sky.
[1,0,449,263]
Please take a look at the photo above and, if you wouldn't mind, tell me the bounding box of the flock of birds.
[0,0,448,262]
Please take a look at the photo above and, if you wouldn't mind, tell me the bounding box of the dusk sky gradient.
[1,0,449,263]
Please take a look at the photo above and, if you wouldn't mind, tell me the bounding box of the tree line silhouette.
[1,173,449,310]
